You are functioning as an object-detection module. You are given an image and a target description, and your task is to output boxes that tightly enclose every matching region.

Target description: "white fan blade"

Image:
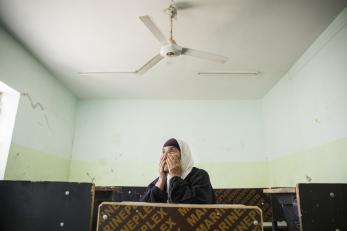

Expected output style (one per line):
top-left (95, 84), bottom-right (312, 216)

top-left (182, 48), bottom-right (228, 63)
top-left (140, 16), bottom-right (168, 45)
top-left (136, 54), bottom-right (164, 75)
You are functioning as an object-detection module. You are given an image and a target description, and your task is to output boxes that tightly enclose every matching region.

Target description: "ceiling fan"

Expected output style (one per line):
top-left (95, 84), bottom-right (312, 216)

top-left (80, 2), bottom-right (228, 76)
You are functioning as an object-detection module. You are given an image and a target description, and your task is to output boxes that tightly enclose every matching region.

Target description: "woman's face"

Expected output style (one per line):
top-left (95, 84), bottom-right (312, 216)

top-left (162, 146), bottom-right (181, 172)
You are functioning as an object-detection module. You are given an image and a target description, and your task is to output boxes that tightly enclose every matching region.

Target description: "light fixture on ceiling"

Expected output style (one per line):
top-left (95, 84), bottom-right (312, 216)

top-left (78, 71), bottom-right (136, 76)
top-left (197, 70), bottom-right (261, 77)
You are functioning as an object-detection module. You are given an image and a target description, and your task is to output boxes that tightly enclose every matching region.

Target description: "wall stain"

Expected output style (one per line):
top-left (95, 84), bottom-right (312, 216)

top-left (15, 152), bottom-right (20, 159)
top-left (314, 118), bottom-right (321, 124)
top-left (86, 172), bottom-right (95, 183)
top-left (110, 168), bottom-right (117, 178)
top-left (240, 140), bottom-right (246, 149)
top-left (114, 152), bottom-right (123, 160)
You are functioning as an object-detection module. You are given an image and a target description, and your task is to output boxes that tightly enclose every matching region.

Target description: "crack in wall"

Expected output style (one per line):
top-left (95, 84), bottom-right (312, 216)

top-left (22, 93), bottom-right (44, 111)
top-left (21, 92), bottom-right (52, 132)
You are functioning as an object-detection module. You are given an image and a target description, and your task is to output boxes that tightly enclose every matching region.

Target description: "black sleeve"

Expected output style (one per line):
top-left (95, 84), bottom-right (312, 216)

top-left (139, 178), bottom-right (168, 203)
top-left (168, 169), bottom-right (216, 204)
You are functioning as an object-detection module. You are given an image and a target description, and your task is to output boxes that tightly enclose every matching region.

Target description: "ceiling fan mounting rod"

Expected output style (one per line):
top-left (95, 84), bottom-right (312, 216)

top-left (170, 15), bottom-right (173, 41)
top-left (164, 1), bottom-right (177, 42)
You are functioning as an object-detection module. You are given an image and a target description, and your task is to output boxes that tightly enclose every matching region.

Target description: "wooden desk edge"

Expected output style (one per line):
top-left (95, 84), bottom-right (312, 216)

top-left (263, 187), bottom-right (296, 194)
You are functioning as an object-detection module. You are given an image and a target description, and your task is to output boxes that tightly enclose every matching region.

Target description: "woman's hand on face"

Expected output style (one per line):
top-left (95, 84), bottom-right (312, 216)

top-left (159, 153), bottom-right (167, 179)
top-left (166, 153), bottom-right (181, 177)
top-left (155, 153), bottom-right (167, 190)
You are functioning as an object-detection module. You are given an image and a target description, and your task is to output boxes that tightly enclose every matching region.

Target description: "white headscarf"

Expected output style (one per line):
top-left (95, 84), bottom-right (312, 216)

top-left (175, 139), bottom-right (194, 179)
top-left (166, 138), bottom-right (194, 194)
top-left (166, 138), bottom-right (194, 193)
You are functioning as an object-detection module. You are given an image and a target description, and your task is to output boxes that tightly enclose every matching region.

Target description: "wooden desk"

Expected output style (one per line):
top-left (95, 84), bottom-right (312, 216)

top-left (97, 202), bottom-right (264, 231)
top-left (263, 187), bottom-right (296, 194)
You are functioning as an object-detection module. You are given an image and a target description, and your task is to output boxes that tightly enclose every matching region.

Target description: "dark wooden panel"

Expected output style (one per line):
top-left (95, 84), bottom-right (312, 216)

top-left (271, 194), bottom-right (299, 231)
top-left (297, 183), bottom-right (347, 231)
top-left (97, 202), bottom-right (263, 231)
top-left (0, 180), bottom-right (94, 231)
top-left (215, 188), bottom-right (273, 222)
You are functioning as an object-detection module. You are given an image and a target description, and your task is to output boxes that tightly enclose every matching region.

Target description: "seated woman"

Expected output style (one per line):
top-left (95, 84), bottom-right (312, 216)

top-left (140, 138), bottom-right (215, 204)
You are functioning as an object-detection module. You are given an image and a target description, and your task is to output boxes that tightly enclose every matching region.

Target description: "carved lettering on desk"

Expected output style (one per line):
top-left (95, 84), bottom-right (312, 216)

top-left (102, 206), bottom-right (152, 231)
top-left (177, 208), bottom-right (259, 231)
top-left (194, 210), bottom-right (225, 231)
top-left (140, 209), bottom-right (178, 231)
top-left (218, 210), bottom-right (258, 231)
top-left (177, 207), bottom-right (190, 216)
top-left (186, 208), bottom-right (208, 226)
top-left (99, 204), bottom-right (262, 231)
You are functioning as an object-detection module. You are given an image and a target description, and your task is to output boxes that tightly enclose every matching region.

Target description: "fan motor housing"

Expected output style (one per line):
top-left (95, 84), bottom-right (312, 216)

top-left (160, 43), bottom-right (182, 57)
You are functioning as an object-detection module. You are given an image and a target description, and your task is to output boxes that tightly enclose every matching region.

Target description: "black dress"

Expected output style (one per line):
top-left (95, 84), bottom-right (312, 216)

top-left (140, 167), bottom-right (216, 204)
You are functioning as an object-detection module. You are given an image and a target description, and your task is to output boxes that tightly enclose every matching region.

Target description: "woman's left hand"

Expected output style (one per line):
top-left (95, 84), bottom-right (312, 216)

top-left (166, 154), bottom-right (181, 177)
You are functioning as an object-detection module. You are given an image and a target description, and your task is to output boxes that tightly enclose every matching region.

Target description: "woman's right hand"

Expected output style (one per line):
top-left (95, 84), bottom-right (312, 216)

top-left (155, 153), bottom-right (167, 190)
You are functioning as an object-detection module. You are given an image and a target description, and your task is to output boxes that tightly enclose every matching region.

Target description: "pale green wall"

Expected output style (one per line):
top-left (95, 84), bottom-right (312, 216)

top-left (69, 160), bottom-right (269, 188)
top-left (269, 138), bottom-right (347, 186)
top-left (0, 25), bottom-right (77, 181)
top-left (262, 7), bottom-right (347, 186)
top-left (2, 7), bottom-right (347, 188)
top-left (69, 100), bottom-right (267, 187)
top-left (5, 144), bottom-right (71, 181)
top-left (71, 8), bottom-right (347, 188)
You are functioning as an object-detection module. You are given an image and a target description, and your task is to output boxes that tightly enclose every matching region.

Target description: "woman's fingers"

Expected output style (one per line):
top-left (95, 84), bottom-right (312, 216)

top-left (160, 156), bottom-right (165, 164)
top-left (160, 159), bottom-right (166, 170)
top-left (168, 153), bottom-right (173, 159)
top-left (167, 156), bottom-right (179, 170)
top-left (160, 153), bottom-right (165, 163)
top-left (166, 157), bottom-right (171, 168)
top-left (159, 152), bottom-right (168, 171)
top-left (166, 155), bottom-right (181, 177)
top-left (168, 155), bottom-right (178, 165)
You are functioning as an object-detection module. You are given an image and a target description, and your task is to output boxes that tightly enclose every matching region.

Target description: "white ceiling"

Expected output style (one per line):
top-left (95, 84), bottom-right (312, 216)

top-left (0, 0), bottom-right (346, 99)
